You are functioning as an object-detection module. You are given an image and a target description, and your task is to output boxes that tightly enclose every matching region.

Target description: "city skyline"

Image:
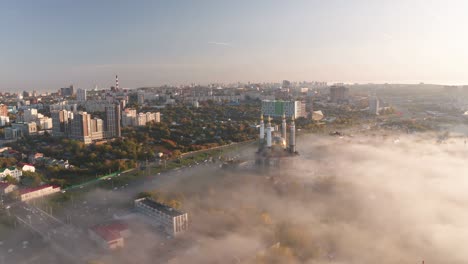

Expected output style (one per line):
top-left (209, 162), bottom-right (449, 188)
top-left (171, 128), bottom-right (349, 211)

top-left (2, 0), bottom-right (468, 91)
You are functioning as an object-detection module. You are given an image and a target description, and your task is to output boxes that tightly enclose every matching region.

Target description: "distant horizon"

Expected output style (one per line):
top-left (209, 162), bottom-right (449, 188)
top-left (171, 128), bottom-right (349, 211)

top-left (2, 79), bottom-right (467, 94)
top-left (2, 1), bottom-right (468, 92)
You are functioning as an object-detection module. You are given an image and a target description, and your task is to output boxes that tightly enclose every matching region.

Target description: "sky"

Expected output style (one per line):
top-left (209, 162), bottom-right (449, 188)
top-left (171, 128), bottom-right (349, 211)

top-left (1, 0), bottom-right (468, 92)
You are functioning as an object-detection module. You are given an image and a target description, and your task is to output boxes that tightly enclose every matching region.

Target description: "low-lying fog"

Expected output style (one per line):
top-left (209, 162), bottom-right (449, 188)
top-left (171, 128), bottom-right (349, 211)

top-left (19, 131), bottom-right (468, 264)
top-left (162, 133), bottom-right (468, 264)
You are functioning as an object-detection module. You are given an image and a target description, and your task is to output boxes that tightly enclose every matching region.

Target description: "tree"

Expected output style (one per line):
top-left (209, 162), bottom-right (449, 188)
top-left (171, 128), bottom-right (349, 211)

top-left (0, 157), bottom-right (18, 167)
top-left (136, 191), bottom-right (152, 199)
top-left (21, 171), bottom-right (44, 187)
top-left (172, 150), bottom-right (182, 158)
top-left (166, 199), bottom-right (182, 209)
top-left (4, 175), bottom-right (18, 185)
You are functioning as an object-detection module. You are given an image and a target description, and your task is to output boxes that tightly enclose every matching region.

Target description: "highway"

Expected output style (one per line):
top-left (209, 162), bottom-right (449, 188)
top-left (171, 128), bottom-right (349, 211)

top-left (0, 146), bottom-right (254, 263)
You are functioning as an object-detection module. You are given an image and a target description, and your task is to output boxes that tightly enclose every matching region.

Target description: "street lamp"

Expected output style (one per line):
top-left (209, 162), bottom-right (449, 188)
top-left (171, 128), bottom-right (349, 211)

top-left (5, 205), bottom-right (10, 216)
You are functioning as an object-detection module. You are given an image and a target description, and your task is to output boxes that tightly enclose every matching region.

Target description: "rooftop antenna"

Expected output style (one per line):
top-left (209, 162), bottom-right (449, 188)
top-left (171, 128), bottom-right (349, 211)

top-left (115, 75), bottom-right (119, 90)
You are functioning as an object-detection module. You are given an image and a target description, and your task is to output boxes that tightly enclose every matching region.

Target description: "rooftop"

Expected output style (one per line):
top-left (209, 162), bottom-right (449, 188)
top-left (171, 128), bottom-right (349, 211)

top-left (0, 166), bottom-right (18, 173)
top-left (19, 185), bottom-right (59, 195)
top-left (18, 162), bottom-right (35, 167)
top-left (0, 182), bottom-right (15, 190)
top-left (136, 198), bottom-right (185, 217)
top-left (90, 225), bottom-right (121, 242)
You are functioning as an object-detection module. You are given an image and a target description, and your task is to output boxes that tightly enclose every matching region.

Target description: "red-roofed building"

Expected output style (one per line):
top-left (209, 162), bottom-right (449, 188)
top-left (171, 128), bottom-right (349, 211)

top-left (28, 153), bottom-right (44, 164)
top-left (2, 149), bottom-right (22, 159)
top-left (88, 221), bottom-right (130, 250)
top-left (19, 185), bottom-right (61, 201)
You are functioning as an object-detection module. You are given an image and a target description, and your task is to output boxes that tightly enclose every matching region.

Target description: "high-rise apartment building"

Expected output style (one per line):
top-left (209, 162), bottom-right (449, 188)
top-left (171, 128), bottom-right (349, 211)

top-left (37, 117), bottom-right (53, 130)
top-left (369, 96), bottom-right (380, 115)
top-left (0, 104), bottom-right (8, 117)
top-left (90, 117), bottom-right (104, 141)
top-left (51, 110), bottom-right (73, 137)
top-left (23, 108), bottom-right (38, 122)
top-left (77, 88), bottom-right (87, 101)
top-left (329, 86), bottom-right (349, 104)
top-left (70, 111), bottom-right (92, 144)
top-left (60, 85), bottom-right (75, 97)
top-left (122, 108), bottom-right (137, 127)
top-left (105, 104), bottom-right (121, 138)
top-left (261, 100), bottom-right (305, 118)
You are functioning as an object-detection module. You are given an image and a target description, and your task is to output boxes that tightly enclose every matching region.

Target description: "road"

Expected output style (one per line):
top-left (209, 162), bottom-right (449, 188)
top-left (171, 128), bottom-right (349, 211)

top-left (1, 143), bottom-right (255, 263)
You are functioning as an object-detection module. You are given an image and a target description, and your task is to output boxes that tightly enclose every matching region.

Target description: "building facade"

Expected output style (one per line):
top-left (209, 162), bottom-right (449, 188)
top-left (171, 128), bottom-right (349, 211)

top-left (51, 110), bottom-right (73, 137)
top-left (60, 85), bottom-right (74, 97)
top-left (0, 104), bottom-right (8, 117)
top-left (77, 88), bottom-right (87, 101)
top-left (90, 117), bottom-right (104, 141)
top-left (37, 117), bottom-right (53, 130)
top-left (0, 167), bottom-right (22, 180)
top-left (261, 100), bottom-right (305, 118)
top-left (369, 96), bottom-right (380, 115)
top-left (0, 116), bottom-right (9, 126)
top-left (23, 108), bottom-right (38, 122)
top-left (105, 104), bottom-right (121, 138)
top-left (3, 127), bottom-right (21, 139)
top-left (122, 108), bottom-right (137, 127)
top-left (11, 122), bottom-right (37, 136)
top-left (70, 111), bottom-right (92, 144)
top-left (134, 198), bottom-right (188, 236)
top-left (329, 86), bottom-right (349, 103)
top-left (88, 222), bottom-right (129, 250)
top-left (19, 185), bottom-right (61, 202)
top-left (122, 109), bottom-right (160, 127)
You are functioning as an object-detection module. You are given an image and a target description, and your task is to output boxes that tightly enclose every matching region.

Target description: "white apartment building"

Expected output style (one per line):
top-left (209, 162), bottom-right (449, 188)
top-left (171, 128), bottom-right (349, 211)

top-left (122, 109), bottom-right (160, 127)
top-left (134, 198), bottom-right (188, 236)
top-left (37, 117), bottom-right (53, 130)
top-left (0, 167), bottom-right (22, 180)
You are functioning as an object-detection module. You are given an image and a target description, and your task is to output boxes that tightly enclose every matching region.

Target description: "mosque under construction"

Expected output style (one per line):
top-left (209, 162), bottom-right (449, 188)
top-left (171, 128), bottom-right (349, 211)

top-left (256, 113), bottom-right (298, 167)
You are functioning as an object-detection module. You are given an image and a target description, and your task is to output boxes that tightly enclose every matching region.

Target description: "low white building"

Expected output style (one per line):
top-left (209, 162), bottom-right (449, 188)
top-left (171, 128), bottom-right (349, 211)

top-left (19, 163), bottom-right (35, 173)
top-left (134, 198), bottom-right (188, 236)
top-left (19, 185), bottom-right (61, 202)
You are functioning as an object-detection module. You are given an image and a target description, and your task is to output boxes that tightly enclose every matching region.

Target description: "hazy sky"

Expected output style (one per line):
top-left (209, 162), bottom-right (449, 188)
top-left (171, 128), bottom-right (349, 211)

top-left (1, 0), bottom-right (468, 92)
